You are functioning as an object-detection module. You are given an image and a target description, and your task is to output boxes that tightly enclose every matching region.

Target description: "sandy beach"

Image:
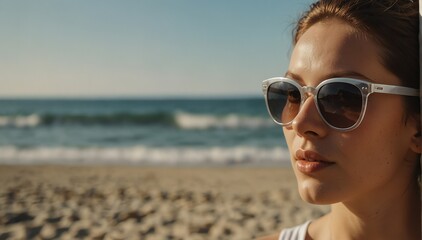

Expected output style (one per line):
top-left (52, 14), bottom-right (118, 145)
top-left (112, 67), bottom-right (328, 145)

top-left (0, 165), bottom-right (329, 239)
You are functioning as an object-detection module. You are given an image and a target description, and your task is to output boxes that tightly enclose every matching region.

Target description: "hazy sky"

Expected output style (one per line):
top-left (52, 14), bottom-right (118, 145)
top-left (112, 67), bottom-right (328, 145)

top-left (1, 0), bottom-right (314, 98)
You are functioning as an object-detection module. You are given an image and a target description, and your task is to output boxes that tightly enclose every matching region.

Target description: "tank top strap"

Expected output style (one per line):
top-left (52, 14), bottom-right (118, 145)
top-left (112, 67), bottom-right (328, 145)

top-left (278, 220), bottom-right (312, 240)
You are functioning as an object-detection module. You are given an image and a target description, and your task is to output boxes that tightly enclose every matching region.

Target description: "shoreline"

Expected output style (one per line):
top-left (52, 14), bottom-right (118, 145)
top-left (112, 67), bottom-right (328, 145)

top-left (0, 165), bottom-right (329, 239)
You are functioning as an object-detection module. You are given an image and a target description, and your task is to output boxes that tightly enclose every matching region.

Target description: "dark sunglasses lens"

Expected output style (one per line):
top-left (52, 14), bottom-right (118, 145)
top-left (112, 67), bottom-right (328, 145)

top-left (317, 82), bottom-right (362, 128)
top-left (267, 82), bottom-right (301, 124)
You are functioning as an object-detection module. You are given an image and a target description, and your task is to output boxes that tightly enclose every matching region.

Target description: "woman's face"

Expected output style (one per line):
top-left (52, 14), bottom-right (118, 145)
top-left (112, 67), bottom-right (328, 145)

top-left (284, 19), bottom-right (420, 205)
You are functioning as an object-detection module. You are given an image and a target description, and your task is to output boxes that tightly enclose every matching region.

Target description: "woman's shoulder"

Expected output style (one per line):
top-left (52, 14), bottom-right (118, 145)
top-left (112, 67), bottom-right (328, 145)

top-left (256, 221), bottom-right (312, 240)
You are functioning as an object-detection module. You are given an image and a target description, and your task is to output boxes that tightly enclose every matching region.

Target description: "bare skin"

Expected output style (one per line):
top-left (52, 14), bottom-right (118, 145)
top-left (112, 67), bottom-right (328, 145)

top-left (258, 18), bottom-right (421, 240)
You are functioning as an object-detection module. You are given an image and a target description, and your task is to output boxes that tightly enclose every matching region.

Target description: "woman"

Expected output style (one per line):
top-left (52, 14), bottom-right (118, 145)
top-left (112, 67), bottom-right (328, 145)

top-left (259, 0), bottom-right (421, 239)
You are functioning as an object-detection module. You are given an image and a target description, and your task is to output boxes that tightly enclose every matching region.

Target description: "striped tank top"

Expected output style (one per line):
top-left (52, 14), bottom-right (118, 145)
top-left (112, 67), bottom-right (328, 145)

top-left (279, 221), bottom-right (311, 240)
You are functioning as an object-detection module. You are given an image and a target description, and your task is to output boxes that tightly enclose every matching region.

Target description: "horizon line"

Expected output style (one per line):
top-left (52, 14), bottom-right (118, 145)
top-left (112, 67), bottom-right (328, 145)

top-left (0, 94), bottom-right (263, 100)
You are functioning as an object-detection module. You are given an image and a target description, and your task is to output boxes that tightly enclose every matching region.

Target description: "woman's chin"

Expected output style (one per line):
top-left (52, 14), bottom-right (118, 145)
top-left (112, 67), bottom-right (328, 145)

top-left (297, 179), bottom-right (338, 205)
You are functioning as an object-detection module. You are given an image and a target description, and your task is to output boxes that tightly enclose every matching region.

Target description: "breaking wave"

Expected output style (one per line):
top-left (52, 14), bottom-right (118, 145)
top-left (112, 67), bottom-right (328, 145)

top-left (0, 112), bottom-right (274, 130)
top-left (0, 145), bottom-right (290, 166)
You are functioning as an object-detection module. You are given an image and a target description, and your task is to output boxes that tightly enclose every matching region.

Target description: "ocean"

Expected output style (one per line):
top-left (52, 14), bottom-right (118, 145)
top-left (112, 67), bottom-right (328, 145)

top-left (0, 98), bottom-right (290, 166)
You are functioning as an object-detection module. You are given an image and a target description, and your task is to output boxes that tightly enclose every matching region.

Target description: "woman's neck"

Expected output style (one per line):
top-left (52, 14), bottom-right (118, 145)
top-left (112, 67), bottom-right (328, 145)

top-left (327, 180), bottom-right (420, 240)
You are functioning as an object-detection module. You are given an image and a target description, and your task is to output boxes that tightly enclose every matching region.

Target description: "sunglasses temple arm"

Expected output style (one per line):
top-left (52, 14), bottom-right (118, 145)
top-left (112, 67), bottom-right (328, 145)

top-left (371, 84), bottom-right (419, 97)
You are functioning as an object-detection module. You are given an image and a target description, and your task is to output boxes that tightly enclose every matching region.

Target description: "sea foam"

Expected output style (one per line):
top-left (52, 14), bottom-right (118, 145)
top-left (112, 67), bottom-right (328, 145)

top-left (0, 114), bottom-right (41, 127)
top-left (174, 112), bottom-right (273, 130)
top-left (0, 112), bottom-right (274, 130)
top-left (0, 145), bottom-right (290, 166)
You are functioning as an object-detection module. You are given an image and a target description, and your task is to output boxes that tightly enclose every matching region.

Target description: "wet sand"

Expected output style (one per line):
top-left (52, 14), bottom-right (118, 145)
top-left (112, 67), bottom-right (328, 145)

top-left (0, 165), bottom-right (329, 239)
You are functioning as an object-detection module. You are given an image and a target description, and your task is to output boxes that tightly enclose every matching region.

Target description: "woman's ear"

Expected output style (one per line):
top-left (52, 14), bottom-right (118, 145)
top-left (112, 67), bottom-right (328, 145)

top-left (409, 116), bottom-right (421, 154)
top-left (410, 131), bottom-right (421, 153)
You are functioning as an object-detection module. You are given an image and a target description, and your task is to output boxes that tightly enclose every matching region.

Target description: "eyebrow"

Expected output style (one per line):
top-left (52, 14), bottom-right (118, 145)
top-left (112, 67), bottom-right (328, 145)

top-left (284, 71), bottom-right (302, 81)
top-left (284, 70), bottom-right (372, 82)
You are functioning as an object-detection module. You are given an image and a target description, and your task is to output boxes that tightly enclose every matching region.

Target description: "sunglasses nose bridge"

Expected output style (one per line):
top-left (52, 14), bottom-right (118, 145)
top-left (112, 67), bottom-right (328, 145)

top-left (301, 86), bottom-right (317, 100)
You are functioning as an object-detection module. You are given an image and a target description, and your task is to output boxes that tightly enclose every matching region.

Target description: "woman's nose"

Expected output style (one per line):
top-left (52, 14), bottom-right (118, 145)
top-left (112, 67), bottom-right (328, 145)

top-left (291, 96), bottom-right (328, 138)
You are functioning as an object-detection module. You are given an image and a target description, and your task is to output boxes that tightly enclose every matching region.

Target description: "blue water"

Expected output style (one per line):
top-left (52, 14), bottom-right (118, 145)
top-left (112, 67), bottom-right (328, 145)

top-left (0, 98), bottom-right (290, 165)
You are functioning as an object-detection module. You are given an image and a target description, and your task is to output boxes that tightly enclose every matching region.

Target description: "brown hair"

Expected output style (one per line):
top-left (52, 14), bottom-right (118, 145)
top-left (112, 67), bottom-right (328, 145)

top-left (293, 0), bottom-right (420, 115)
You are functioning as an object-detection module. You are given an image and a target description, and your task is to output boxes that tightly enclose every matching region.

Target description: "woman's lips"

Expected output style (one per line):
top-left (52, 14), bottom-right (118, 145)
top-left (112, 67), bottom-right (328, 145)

top-left (295, 149), bottom-right (334, 173)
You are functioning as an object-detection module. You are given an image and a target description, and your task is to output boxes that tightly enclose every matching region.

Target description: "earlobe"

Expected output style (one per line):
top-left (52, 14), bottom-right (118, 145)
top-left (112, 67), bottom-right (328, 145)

top-left (407, 112), bottom-right (421, 153)
top-left (410, 131), bottom-right (421, 154)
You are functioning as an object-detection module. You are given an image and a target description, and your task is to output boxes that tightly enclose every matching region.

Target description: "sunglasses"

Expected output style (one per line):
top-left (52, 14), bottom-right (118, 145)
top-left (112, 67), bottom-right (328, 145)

top-left (262, 77), bottom-right (419, 131)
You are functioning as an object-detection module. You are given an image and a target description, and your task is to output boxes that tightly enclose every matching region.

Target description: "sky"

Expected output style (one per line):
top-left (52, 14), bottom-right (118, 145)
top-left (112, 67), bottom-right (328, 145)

top-left (0, 0), bottom-right (314, 98)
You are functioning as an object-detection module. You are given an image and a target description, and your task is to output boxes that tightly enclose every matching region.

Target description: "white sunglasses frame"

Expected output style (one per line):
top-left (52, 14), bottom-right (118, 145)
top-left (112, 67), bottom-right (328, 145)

top-left (262, 77), bottom-right (419, 131)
